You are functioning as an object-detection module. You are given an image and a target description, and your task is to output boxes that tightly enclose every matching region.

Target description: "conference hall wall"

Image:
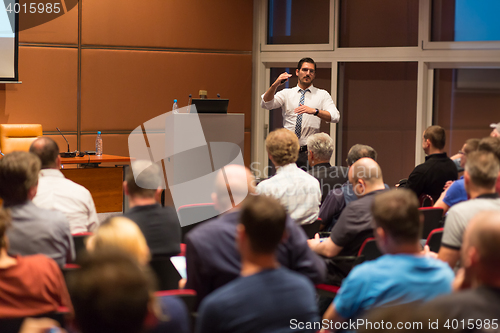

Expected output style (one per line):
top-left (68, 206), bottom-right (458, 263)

top-left (0, 0), bottom-right (253, 167)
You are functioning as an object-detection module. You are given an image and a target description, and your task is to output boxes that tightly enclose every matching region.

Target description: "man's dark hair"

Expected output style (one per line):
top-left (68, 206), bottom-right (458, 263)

top-left (478, 137), bottom-right (500, 162)
top-left (465, 151), bottom-right (500, 189)
top-left (297, 57), bottom-right (316, 71)
top-left (424, 126), bottom-right (446, 150)
top-left (372, 189), bottom-right (422, 244)
top-left (239, 195), bottom-right (286, 254)
top-left (464, 138), bottom-right (480, 155)
top-left (346, 144), bottom-right (377, 166)
top-left (126, 161), bottom-right (163, 198)
top-left (67, 250), bottom-right (151, 333)
top-left (0, 151), bottom-right (40, 206)
top-left (29, 137), bottom-right (60, 169)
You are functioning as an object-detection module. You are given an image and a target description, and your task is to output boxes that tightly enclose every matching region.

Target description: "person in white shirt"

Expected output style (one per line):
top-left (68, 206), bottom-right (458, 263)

top-left (30, 137), bottom-right (98, 234)
top-left (257, 128), bottom-right (321, 225)
top-left (261, 57), bottom-right (340, 169)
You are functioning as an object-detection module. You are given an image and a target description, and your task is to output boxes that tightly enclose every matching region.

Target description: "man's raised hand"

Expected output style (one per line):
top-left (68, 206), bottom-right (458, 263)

top-left (274, 72), bottom-right (292, 87)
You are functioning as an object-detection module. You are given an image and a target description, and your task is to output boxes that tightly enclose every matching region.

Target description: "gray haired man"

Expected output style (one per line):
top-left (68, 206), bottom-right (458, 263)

top-left (490, 122), bottom-right (500, 138)
top-left (307, 133), bottom-right (348, 203)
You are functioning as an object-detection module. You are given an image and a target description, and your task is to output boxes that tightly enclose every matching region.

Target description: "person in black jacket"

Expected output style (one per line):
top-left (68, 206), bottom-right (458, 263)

top-left (123, 161), bottom-right (181, 258)
top-left (401, 125), bottom-right (458, 203)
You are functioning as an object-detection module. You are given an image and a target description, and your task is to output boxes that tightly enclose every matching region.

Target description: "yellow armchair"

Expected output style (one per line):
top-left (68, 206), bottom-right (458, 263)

top-left (0, 124), bottom-right (43, 155)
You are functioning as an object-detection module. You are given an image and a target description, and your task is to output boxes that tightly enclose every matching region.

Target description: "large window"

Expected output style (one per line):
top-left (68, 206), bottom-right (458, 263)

top-left (338, 62), bottom-right (418, 187)
top-left (432, 0), bottom-right (500, 42)
top-left (267, 0), bottom-right (330, 45)
top-left (433, 68), bottom-right (500, 156)
top-left (339, 0), bottom-right (418, 47)
top-left (253, 0), bottom-right (500, 179)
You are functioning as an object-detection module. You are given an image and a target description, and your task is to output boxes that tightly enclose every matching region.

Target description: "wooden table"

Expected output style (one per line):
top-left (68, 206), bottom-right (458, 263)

top-left (61, 154), bottom-right (131, 213)
top-left (60, 154), bottom-right (131, 165)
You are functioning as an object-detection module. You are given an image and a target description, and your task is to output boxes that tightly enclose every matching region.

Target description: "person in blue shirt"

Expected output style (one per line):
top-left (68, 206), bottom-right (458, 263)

top-left (323, 189), bottom-right (454, 326)
top-left (434, 138), bottom-right (479, 215)
top-left (196, 194), bottom-right (319, 333)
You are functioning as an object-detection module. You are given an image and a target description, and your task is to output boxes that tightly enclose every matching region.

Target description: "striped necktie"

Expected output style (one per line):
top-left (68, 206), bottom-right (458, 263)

top-left (295, 89), bottom-right (309, 139)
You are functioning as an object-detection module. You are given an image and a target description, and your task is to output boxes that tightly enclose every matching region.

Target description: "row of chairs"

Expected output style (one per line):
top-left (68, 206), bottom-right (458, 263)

top-left (300, 207), bottom-right (444, 241)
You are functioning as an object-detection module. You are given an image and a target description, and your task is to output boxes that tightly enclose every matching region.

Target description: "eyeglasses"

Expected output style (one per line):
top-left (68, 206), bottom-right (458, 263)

top-left (300, 68), bottom-right (315, 74)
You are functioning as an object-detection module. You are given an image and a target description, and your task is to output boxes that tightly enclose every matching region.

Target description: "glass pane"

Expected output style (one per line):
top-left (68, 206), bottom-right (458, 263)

top-left (267, 0), bottom-right (330, 45)
top-left (339, 62), bottom-right (418, 187)
top-left (339, 0), bottom-right (418, 47)
top-left (267, 66), bottom-right (332, 176)
top-left (433, 68), bottom-right (500, 157)
top-left (432, 0), bottom-right (500, 42)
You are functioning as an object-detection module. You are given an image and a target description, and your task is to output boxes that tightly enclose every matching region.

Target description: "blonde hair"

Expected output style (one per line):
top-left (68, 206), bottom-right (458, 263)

top-left (87, 217), bottom-right (150, 265)
top-left (266, 128), bottom-right (299, 166)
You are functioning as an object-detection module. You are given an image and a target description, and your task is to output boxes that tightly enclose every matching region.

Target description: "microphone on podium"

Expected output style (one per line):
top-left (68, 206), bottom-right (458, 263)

top-left (56, 127), bottom-right (77, 158)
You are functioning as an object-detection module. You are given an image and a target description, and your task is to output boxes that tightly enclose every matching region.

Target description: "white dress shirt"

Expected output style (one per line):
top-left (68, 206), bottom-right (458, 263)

top-left (256, 163), bottom-right (321, 225)
top-left (33, 169), bottom-right (99, 234)
top-left (261, 85), bottom-right (340, 146)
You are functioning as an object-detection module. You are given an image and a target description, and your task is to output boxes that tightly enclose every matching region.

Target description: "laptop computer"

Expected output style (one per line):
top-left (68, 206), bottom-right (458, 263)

top-left (190, 98), bottom-right (229, 114)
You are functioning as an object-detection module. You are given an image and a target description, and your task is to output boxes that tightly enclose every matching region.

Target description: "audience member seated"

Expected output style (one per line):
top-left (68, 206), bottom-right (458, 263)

top-left (434, 138), bottom-right (480, 214)
top-left (196, 195), bottom-right (319, 333)
top-left (257, 128), bottom-right (321, 225)
top-left (123, 161), bottom-right (181, 258)
top-left (323, 189), bottom-right (453, 324)
top-left (400, 125), bottom-right (458, 203)
top-left (319, 144), bottom-right (382, 230)
top-left (30, 137), bottom-right (99, 234)
top-left (0, 151), bottom-right (74, 267)
top-left (449, 139), bottom-right (480, 173)
top-left (477, 136), bottom-right (500, 194)
top-left (86, 216), bottom-right (150, 266)
top-left (490, 121), bottom-right (500, 138)
top-left (308, 158), bottom-right (387, 286)
top-left (426, 210), bottom-right (500, 329)
top-left (438, 151), bottom-right (500, 268)
top-left (0, 208), bottom-right (72, 319)
top-left (68, 250), bottom-right (188, 333)
top-left (185, 164), bottom-right (326, 307)
top-left (306, 133), bottom-right (348, 203)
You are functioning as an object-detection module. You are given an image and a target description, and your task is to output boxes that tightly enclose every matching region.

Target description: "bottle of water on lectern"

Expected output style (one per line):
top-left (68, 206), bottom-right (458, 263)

top-left (95, 131), bottom-right (103, 156)
top-left (172, 99), bottom-right (178, 114)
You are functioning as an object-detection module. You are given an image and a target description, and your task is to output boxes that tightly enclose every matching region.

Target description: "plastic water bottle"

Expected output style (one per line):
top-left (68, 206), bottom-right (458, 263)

top-left (95, 131), bottom-right (103, 156)
top-left (173, 99), bottom-right (178, 114)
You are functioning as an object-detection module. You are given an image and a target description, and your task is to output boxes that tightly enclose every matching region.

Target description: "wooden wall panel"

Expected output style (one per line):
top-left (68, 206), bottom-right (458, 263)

top-left (44, 134), bottom-right (77, 154)
top-left (82, 0), bottom-right (253, 51)
top-left (2, 2), bottom-right (253, 175)
top-left (19, 7), bottom-right (78, 45)
top-left (80, 50), bottom-right (252, 131)
top-left (0, 47), bottom-right (77, 131)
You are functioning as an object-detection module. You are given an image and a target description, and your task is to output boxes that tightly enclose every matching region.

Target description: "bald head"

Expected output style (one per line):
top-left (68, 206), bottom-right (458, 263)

top-left (349, 158), bottom-right (384, 197)
top-left (464, 211), bottom-right (500, 279)
top-left (213, 165), bottom-right (255, 212)
top-left (29, 137), bottom-right (60, 169)
top-left (350, 158), bottom-right (383, 184)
